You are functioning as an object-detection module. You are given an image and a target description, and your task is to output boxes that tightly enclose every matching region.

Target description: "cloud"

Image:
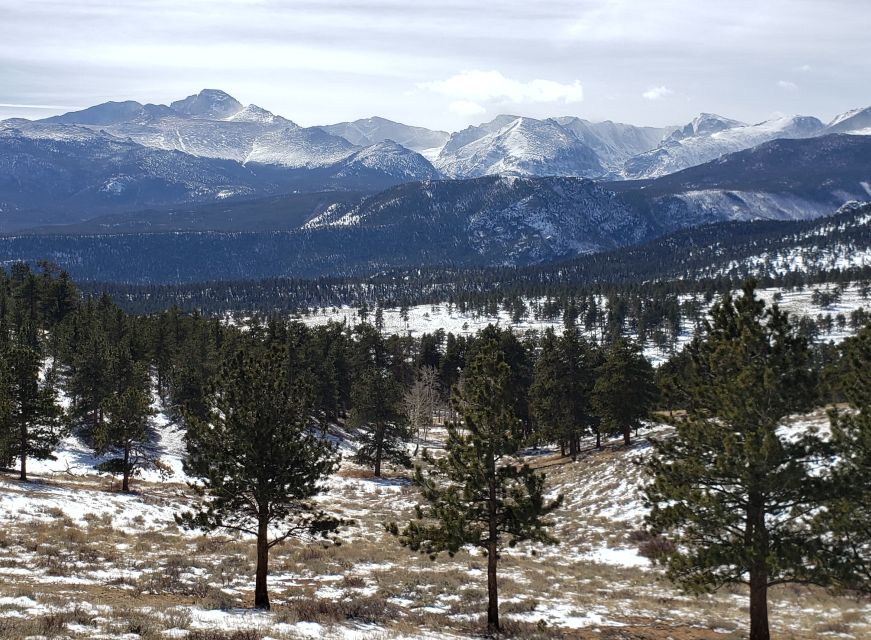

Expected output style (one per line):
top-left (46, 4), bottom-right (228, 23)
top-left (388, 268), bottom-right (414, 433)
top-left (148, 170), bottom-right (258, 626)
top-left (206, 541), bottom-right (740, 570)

top-left (419, 70), bottom-right (584, 104)
top-left (796, 64), bottom-right (812, 73)
top-left (642, 86), bottom-right (673, 101)
top-left (777, 80), bottom-right (798, 91)
top-left (0, 102), bottom-right (77, 110)
top-left (448, 100), bottom-right (486, 116)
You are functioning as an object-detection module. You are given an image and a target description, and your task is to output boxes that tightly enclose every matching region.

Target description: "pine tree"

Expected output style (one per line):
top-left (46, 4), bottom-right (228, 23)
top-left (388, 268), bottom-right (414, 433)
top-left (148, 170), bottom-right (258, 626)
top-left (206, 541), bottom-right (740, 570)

top-left (67, 308), bottom-right (114, 433)
top-left (816, 324), bottom-right (871, 590)
top-left (3, 322), bottom-right (63, 481)
top-left (645, 281), bottom-right (825, 640)
top-left (0, 345), bottom-right (13, 469)
top-left (178, 344), bottom-right (341, 610)
top-left (95, 361), bottom-right (155, 493)
top-left (390, 339), bottom-right (562, 633)
top-left (169, 318), bottom-right (218, 423)
top-left (350, 324), bottom-right (411, 476)
top-left (592, 336), bottom-right (656, 446)
top-left (350, 367), bottom-right (410, 476)
top-left (530, 327), bottom-right (598, 457)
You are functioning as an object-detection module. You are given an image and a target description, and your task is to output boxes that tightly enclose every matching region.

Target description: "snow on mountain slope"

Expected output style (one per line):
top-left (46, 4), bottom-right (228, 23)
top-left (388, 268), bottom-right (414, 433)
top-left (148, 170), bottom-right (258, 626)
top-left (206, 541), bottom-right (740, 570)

top-left (624, 134), bottom-right (871, 231)
top-left (0, 121), bottom-right (280, 226)
top-left (667, 112), bottom-right (745, 140)
top-left (169, 88), bottom-right (244, 119)
top-left (656, 189), bottom-right (846, 225)
top-left (826, 106), bottom-right (871, 134)
top-left (320, 116), bottom-right (449, 153)
top-left (35, 90), bottom-right (359, 169)
top-left (42, 100), bottom-right (175, 126)
top-left (227, 103), bottom-right (284, 124)
top-left (329, 140), bottom-right (441, 180)
top-left (623, 114), bottom-right (825, 179)
top-left (242, 124), bottom-right (357, 168)
top-left (551, 117), bottom-right (675, 172)
top-left (435, 116), bottom-right (603, 178)
top-left (307, 175), bottom-right (648, 263)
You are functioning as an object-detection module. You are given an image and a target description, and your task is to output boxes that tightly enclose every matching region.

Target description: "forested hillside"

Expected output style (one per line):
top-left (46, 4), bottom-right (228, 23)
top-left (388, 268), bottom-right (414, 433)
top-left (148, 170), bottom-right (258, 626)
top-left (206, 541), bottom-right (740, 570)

top-left (1, 264), bottom-right (871, 639)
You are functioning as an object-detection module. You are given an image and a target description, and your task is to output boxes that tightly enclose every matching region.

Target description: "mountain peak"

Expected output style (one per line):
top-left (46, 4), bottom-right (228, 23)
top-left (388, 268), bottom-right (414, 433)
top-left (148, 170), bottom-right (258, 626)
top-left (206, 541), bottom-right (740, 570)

top-left (665, 113), bottom-right (744, 142)
top-left (826, 106), bottom-right (871, 134)
top-left (227, 104), bottom-right (284, 124)
top-left (170, 89), bottom-right (243, 119)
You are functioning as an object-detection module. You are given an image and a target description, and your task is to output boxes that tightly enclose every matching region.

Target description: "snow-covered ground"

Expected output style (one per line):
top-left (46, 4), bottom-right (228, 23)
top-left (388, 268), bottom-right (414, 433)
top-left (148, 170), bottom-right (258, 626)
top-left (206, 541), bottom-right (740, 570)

top-left (297, 281), bottom-right (870, 366)
top-left (1, 410), bottom-right (868, 639)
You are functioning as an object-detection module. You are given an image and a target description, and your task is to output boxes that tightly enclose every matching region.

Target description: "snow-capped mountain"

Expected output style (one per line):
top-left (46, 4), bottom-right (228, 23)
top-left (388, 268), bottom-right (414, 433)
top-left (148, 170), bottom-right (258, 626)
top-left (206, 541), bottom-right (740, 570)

top-left (0, 120), bottom-right (285, 229)
top-left (306, 175), bottom-right (650, 263)
top-left (616, 133), bottom-right (871, 229)
top-left (622, 114), bottom-right (825, 179)
top-left (18, 91), bottom-right (871, 185)
top-left (243, 125), bottom-right (358, 168)
top-left (329, 141), bottom-right (442, 181)
top-left (826, 106), bottom-right (871, 135)
top-left (38, 89), bottom-right (357, 168)
top-left (319, 117), bottom-right (449, 155)
top-left (169, 89), bottom-right (244, 119)
top-left (0, 116), bottom-right (440, 230)
top-left (550, 117), bottom-right (675, 173)
top-left (666, 113), bottom-right (745, 140)
top-left (3, 134), bottom-right (868, 280)
top-left (2, 89), bottom-right (870, 236)
top-left (434, 116), bottom-right (604, 178)
top-left (42, 100), bottom-right (175, 126)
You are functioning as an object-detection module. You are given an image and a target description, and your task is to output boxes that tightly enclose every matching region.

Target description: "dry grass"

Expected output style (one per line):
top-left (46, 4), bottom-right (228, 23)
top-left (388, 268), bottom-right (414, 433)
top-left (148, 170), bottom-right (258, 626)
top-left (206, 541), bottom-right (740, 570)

top-left (1, 427), bottom-right (869, 639)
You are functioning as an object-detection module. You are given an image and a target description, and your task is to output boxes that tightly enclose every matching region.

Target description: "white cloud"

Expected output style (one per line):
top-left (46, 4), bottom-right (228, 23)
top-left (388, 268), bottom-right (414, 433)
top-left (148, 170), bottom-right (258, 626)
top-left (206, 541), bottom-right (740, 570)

top-left (777, 80), bottom-right (798, 91)
top-left (642, 86), bottom-right (673, 101)
top-left (0, 102), bottom-right (77, 110)
top-left (419, 70), bottom-right (584, 104)
top-left (796, 64), bottom-right (812, 73)
top-left (448, 100), bottom-right (486, 116)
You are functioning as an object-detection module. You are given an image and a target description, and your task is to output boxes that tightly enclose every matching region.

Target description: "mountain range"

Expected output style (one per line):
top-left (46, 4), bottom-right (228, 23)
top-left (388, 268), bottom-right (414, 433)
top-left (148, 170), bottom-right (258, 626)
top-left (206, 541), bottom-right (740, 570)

top-left (3, 132), bottom-right (868, 283)
top-left (0, 88), bottom-right (869, 282)
top-left (1, 89), bottom-right (869, 228)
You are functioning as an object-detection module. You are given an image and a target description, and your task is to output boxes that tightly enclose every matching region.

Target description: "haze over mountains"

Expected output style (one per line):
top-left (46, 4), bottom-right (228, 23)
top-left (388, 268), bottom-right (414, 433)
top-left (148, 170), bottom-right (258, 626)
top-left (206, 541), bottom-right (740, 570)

top-left (0, 88), bottom-right (869, 282)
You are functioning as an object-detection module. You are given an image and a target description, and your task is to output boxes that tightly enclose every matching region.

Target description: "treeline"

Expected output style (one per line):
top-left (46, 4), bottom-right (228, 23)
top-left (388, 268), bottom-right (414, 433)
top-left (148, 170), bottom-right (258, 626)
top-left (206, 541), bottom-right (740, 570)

top-left (78, 203), bottom-right (871, 318)
top-left (2, 264), bottom-right (871, 639)
top-left (0, 263), bottom-right (663, 483)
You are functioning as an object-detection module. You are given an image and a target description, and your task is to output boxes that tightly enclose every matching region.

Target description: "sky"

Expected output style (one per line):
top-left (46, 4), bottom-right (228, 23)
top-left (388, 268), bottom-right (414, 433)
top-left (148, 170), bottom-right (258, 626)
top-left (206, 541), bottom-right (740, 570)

top-left (1, 0), bottom-right (869, 131)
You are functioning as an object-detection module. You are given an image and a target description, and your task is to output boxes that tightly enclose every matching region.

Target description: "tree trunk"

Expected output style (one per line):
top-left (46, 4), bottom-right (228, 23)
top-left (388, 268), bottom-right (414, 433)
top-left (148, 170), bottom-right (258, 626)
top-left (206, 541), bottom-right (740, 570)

top-left (254, 517), bottom-right (270, 610)
top-left (749, 567), bottom-right (769, 640)
top-left (748, 495), bottom-right (770, 640)
top-left (595, 428), bottom-right (601, 449)
top-left (486, 451), bottom-right (499, 634)
top-left (623, 425), bottom-right (631, 446)
top-left (122, 443), bottom-right (131, 493)
top-left (374, 422), bottom-right (384, 477)
top-left (569, 433), bottom-right (578, 461)
top-left (487, 538), bottom-right (499, 633)
top-left (19, 422), bottom-right (27, 482)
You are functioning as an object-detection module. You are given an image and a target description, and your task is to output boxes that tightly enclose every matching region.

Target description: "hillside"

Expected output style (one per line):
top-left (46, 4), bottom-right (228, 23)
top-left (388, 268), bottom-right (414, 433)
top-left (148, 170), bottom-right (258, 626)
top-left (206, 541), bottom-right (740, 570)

top-left (2, 407), bottom-right (866, 639)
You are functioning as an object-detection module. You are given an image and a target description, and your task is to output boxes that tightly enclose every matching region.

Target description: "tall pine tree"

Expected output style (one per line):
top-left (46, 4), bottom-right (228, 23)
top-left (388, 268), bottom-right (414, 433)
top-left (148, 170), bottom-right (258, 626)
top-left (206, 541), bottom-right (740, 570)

top-left (390, 339), bottom-right (562, 633)
top-left (178, 344), bottom-right (341, 610)
top-left (530, 327), bottom-right (598, 457)
top-left (3, 322), bottom-right (63, 481)
top-left (95, 358), bottom-right (155, 493)
top-left (816, 324), bottom-right (871, 591)
top-left (350, 324), bottom-right (410, 476)
top-left (592, 336), bottom-right (656, 446)
top-left (645, 281), bottom-right (826, 640)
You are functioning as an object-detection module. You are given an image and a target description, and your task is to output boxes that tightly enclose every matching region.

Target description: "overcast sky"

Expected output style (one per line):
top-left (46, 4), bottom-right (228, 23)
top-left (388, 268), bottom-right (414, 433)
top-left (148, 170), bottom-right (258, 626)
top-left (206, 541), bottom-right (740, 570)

top-left (1, 0), bottom-right (869, 130)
